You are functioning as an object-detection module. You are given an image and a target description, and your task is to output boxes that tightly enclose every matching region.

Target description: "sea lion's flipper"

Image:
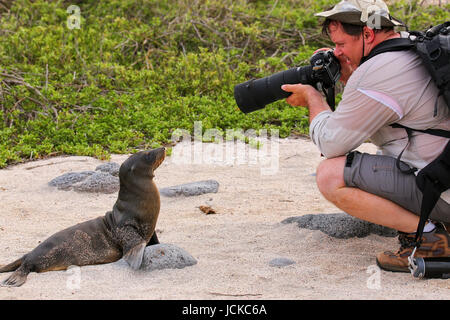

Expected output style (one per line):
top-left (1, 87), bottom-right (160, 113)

top-left (0, 256), bottom-right (24, 273)
top-left (123, 241), bottom-right (146, 270)
top-left (0, 270), bottom-right (28, 287)
top-left (147, 232), bottom-right (159, 246)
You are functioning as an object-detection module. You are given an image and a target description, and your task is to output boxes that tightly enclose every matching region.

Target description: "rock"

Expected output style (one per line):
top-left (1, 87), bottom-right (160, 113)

top-left (160, 180), bottom-right (219, 197)
top-left (72, 171), bottom-right (119, 194)
top-left (49, 163), bottom-right (121, 194)
top-left (282, 213), bottom-right (397, 239)
top-left (269, 258), bottom-right (296, 267)
top-left (95, 162), bottom-right (120, 177)
top-left (48, 171), bottom-right (95, 190)
top-left (139, 244), bottom-right (197, 271)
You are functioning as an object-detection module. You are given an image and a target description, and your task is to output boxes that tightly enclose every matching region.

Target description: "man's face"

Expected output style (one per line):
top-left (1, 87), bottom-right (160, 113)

top-left (328, 21), bottom-right (363, 72)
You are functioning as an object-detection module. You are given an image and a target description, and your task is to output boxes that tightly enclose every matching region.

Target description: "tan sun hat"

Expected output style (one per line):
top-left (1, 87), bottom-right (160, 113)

top-left (315, 0), bottom-right (405, 27)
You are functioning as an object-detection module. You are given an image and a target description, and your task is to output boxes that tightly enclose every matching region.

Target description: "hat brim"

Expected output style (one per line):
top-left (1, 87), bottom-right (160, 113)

top-left (315, 10), bottom-right (404, 27)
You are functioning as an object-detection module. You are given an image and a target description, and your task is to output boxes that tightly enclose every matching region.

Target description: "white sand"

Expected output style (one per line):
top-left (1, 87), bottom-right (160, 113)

top-left (0, 137), bottom-right (449, 300)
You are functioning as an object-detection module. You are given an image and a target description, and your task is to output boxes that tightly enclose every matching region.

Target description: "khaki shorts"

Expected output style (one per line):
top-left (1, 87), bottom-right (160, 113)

top-left (343, 151), bottom-right (450, 223)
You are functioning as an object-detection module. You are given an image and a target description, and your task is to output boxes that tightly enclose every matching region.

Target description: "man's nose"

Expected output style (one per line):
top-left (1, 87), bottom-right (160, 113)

top-left (333, 47), bottom-right (342, 57)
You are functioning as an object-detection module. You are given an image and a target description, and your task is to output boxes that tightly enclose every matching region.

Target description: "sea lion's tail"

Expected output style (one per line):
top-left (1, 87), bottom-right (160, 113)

top-left (0, 256), bottom-right (24, 273)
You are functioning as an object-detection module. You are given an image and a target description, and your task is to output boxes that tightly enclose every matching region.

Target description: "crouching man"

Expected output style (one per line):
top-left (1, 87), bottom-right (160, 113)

top-left (282, 0), bottom-right (450, 272)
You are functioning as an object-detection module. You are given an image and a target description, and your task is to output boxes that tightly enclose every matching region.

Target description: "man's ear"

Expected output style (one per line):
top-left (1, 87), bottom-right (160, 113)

top-left (362, 26), bottom-right (376, 42)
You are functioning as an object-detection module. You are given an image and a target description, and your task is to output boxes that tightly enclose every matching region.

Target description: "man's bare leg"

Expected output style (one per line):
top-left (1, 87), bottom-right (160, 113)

top-left (315, 156), bottom-right (419, 233)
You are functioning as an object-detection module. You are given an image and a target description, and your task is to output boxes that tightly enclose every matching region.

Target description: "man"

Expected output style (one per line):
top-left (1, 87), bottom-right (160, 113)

top-left (281, 0), bottom-right (450, 272)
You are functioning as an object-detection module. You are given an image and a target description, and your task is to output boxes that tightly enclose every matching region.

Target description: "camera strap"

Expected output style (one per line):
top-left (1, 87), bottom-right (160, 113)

top-left (323, 86), bottom-right (336, 110)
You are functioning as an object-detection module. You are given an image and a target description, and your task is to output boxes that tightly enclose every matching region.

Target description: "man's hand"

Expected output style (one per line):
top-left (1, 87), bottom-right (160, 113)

top-left (281, 83), bottom-right (331, 123)
top-left (281, 83), bottom-right (317, 107)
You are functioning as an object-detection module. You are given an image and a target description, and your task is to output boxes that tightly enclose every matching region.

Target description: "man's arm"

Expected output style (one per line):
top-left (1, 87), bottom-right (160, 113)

top-left (281, 83), bottom-right (330, 123)
top-left (281, 83), bottom-right (400, 158)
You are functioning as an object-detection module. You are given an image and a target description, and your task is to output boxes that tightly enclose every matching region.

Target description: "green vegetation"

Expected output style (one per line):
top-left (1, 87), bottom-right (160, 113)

top-left (0, 0), bottom-right (448, 167)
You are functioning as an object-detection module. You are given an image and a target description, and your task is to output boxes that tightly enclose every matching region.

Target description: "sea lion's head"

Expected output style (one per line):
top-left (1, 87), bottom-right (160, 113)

top-left (114, 147), bottom-right (165, 222)
top-left (118, 147), bottom-right (166, 191)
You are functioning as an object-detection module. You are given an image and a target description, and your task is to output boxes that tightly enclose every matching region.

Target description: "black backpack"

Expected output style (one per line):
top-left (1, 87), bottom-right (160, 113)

top-left (360, 21), bottom-right (450, 249)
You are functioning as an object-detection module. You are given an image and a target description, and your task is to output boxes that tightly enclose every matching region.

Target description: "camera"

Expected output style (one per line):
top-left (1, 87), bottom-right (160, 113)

top-left (234, 50), bottom-right (341, 113)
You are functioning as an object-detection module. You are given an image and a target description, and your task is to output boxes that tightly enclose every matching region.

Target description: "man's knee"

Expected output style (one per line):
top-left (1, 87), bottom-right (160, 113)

top-left (316, 156), bottom-right (346, 201)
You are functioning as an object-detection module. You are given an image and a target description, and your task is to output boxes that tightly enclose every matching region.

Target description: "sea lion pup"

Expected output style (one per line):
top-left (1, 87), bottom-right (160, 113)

top-left (0, 147), bottom-right (165, 287)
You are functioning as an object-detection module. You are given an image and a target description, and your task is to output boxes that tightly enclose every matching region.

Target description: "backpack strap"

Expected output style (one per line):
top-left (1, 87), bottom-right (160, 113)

top-left (359, 37), bottom-right (414, 66)
top-left (413, 140), bottom-right (450, 248)
top-left (391, 123), bottom-right (450, 138)
top-left (388, 123), bottom-right (450, 175)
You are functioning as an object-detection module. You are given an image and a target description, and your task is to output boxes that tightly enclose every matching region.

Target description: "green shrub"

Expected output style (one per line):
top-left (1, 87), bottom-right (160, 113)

top-left (0, 0), bottom-right (448, 167)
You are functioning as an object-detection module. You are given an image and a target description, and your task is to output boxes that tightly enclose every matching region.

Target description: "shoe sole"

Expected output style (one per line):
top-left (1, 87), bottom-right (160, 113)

top-left (376, 258), bottom-right (410, 273)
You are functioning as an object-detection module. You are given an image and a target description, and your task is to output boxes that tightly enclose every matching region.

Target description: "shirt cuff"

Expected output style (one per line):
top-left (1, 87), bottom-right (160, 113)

top-left (309, 110), bottom-right (333, 142)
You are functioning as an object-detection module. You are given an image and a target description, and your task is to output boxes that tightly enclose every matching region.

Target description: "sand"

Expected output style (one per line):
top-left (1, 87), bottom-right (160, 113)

top-left (0, 137), bottom-right (449, 300)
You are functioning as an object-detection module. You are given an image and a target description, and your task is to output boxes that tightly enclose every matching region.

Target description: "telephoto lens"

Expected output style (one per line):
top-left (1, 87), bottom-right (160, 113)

top-left (233, 49), bottom-right (340, 114)
top-left (233, 65), bottom-right (313, 114)
top-left (410, 257), bottom-right (450, 279)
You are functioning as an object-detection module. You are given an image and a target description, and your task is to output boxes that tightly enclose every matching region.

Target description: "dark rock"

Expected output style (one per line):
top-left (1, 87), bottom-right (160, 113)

top-left (48, 171), bottom-right (95, 190)
top-left (160, 180), bottom-right (219, 197)
top-left (72, 171), bottom-right (119, 194)
top-left (95, 162), bottom-right (120, 177)
top-left (282, 213), bottom-right (398, 239)
top-left (49, 168), bottom-right (119, 194)
top-left (269, 258), bottom-right (296, 267)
